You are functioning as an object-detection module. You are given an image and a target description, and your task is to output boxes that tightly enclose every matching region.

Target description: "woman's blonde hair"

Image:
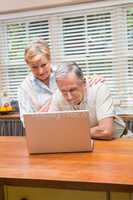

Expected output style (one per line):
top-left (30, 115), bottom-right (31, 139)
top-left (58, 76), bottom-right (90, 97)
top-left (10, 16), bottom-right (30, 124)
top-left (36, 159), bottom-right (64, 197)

top-left (24, 38), bottom-right (51, 64)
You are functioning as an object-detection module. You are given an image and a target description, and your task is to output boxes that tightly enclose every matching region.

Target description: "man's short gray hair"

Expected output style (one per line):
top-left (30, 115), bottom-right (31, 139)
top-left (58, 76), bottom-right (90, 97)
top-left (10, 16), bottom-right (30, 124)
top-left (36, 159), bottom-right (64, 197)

top-left (55, 62), bottom-right (84, 81)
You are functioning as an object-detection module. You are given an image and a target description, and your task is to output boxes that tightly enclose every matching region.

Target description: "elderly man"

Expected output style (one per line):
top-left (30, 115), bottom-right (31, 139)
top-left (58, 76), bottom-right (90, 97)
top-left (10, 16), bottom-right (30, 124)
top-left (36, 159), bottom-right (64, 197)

top-left (49, 62), bottom-right (127, 140)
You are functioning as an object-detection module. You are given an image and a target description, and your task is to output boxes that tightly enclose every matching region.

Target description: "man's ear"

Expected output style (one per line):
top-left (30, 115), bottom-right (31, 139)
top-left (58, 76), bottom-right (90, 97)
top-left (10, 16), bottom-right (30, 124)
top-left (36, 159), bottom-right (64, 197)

top-left (83, 78), bottom-right (86, 85)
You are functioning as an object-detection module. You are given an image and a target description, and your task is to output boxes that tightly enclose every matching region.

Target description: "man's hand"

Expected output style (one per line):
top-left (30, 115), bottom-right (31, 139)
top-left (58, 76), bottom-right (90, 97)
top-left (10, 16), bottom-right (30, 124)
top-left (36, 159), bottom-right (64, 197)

top-left (90, 117), bottom-right (113, 140)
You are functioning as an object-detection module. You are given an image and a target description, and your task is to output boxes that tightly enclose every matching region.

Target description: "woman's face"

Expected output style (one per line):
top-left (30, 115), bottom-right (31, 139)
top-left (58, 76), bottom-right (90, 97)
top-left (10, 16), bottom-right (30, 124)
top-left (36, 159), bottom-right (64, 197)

top-left (28, 54), bottom-right (51, 82)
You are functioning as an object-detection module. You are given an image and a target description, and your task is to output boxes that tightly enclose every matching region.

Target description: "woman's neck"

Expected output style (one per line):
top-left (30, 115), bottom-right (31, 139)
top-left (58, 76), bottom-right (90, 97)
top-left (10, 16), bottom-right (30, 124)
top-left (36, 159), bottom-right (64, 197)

top-left (43, 78), bottom-right (50, 86)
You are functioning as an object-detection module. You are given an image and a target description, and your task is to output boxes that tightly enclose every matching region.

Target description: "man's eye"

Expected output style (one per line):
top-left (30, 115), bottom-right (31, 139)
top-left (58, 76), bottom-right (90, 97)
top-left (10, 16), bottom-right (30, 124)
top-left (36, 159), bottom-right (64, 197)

top-left (70, 88), bottom-right (76, 93)
top-left (62, 91), bottom-right (67, 95)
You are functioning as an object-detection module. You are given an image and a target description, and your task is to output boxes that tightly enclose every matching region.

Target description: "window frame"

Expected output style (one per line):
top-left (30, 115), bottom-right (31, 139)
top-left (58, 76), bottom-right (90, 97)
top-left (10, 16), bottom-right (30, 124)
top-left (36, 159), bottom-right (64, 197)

top-left (0, 1), bottom-right (132, 114)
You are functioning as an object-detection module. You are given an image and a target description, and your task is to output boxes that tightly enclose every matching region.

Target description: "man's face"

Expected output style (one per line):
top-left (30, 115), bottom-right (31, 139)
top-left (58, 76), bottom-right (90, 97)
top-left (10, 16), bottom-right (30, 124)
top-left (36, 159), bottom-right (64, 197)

top-left (28, 55), bottom-right (51, 82)
top-left (57, 72), bottom-right (85, 105)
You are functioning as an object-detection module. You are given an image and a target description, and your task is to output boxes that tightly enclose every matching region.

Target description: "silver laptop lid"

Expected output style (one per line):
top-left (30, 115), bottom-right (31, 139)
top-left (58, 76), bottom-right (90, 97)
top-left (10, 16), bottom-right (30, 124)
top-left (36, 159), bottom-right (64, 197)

top-left (24, 110), bottom-right (93, 154)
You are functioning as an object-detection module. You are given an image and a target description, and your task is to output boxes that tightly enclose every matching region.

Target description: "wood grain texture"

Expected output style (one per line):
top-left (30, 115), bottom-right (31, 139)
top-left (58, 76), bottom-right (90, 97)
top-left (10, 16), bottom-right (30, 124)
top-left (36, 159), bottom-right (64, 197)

top-left (0, 113), bottom-right (20, 119)
top-left (0, 137), bottom-right (133, 192)
top-left (0, 113), bottom-right (132, 121)
top-left (118, 115), bottom-right (133, 121)
top-left (0, 184), bottom-right (4, 200)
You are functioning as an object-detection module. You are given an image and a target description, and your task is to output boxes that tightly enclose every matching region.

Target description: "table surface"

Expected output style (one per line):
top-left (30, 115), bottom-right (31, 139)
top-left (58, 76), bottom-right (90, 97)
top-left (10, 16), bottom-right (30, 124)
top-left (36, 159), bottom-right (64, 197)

top-left (0, 136), bottom-right (133, 191)
top-left (0, 113), bottom-right (20, 119)
top-left (118, 114), bottom-right (133, 120)
top-left (0, 113), bottom-right (132, 120)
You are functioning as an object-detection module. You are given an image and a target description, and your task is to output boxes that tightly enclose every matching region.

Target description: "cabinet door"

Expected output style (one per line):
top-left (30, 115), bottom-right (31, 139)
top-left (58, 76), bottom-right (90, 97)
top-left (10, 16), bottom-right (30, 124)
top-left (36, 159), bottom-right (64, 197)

top-left (5, 186), bottom-right (106, 200)
top-left (110, 192), bottom-right (131, 200)
top-left (0, 119), bottom-right (24, 136)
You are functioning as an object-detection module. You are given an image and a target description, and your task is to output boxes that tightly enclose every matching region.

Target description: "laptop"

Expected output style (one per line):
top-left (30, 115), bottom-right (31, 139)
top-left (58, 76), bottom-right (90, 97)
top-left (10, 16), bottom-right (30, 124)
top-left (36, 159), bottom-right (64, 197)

top-left (24, 110), bottom-right (94, 154)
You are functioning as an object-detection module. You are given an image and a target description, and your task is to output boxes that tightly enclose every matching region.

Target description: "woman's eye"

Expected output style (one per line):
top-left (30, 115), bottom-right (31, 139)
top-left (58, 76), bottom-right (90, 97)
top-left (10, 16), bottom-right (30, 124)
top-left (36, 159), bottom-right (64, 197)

top-left (41, 64), bottom-right (47, 67)
top-left (32, 66), bottom-right (38, 69)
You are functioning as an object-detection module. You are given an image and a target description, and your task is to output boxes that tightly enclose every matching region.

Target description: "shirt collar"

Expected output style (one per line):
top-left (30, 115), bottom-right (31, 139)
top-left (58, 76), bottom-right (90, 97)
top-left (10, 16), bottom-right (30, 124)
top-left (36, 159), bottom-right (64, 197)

top-left (30, 69), bottom-right (56, 93)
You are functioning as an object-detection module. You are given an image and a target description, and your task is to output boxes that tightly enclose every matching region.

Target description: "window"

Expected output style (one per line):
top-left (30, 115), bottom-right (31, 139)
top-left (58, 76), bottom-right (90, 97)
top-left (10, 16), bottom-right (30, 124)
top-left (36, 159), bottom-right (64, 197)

top-left (127, 7), bottom-right (133, 111)
top-left (58, 7), bottom-right (133, 113)
top-left (0, 2), bottom-right (133, 114)
top-left (60, 11), bottom-right (114, 91)
top-left (0, 17), bottom-right (51, 98)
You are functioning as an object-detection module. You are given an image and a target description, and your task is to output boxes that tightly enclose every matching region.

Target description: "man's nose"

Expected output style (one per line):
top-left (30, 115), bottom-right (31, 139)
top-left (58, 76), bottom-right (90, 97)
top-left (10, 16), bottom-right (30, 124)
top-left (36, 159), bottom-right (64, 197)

top-left (67, 92), bottom-right (72, 100)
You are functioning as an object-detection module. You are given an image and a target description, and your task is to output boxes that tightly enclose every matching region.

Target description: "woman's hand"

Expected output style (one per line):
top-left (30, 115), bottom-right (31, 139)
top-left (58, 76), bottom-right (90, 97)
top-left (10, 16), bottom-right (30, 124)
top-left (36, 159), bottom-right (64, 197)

top-left (86, 75), bottom-right (105, 86)
top-left (39, 99), bottom-right (52, 112)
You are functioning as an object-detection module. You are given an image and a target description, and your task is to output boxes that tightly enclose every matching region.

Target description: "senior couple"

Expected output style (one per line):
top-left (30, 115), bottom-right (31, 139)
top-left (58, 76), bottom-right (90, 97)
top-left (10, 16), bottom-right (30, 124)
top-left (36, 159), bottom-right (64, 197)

top-left (18, 39), bottom-right (129, 140)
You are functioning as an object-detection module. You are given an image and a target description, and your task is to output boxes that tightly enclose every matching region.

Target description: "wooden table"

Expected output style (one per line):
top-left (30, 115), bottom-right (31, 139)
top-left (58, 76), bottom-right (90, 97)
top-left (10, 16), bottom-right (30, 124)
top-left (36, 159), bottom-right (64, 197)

top-left (0, 113), bottom-right (132, 120)
top-left (0, 137), bottom-right (133, 200)
top-left (118, 114), bottom-right (133, 121)
top-left (0, 113), bottom-right (20, 119)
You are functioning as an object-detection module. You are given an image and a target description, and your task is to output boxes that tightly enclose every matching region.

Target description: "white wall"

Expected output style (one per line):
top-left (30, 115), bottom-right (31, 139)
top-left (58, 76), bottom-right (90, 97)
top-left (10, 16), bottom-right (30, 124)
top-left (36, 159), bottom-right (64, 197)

top-left (0, 0), bottom-right (96, 13)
